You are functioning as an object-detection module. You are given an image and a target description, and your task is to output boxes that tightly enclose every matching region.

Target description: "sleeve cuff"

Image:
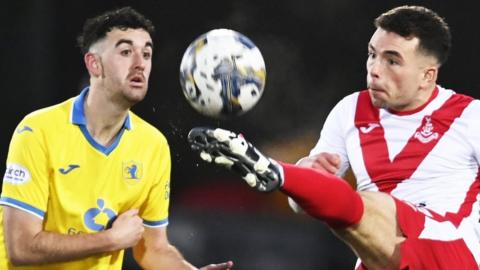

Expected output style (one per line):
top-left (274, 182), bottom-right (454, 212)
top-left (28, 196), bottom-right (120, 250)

top-left (0, 197), bottom-right (45, 219)
top-left (143, 217), bottom-right (169, 228)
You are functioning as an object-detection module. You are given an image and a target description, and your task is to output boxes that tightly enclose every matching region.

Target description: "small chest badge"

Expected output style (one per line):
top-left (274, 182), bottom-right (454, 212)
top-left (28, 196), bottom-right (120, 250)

top-left (414, 116), bottom-right (439, 143)
top-left (123, 161), bottom-right (143, 182)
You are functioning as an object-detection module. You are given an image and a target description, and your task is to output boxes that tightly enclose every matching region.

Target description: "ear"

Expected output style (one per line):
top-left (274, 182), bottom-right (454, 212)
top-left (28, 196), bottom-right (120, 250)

top-left (421, 66), bottom-right (437, 88)
top-left (84, 52), bottom-right (102, 77)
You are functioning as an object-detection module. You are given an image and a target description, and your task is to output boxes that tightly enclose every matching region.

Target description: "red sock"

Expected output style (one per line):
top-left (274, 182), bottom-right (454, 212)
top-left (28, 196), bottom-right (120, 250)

top-left (279, 163), bottom-right (364, 228)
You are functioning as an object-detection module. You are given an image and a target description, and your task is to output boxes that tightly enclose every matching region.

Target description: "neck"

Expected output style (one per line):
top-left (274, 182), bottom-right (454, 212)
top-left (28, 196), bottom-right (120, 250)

top-left (415, 84), bottom-right (437, 106)
top-left (388, 84), bottom-right (438, 115)
top-left (84, 86), bottom-right (129, 147)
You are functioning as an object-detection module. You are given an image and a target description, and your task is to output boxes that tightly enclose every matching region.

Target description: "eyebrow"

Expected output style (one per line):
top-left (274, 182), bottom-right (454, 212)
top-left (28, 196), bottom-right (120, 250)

top-left (368, 43), bottom-right (402, 59)
top-left (115, 39), bottom-right (154, 49)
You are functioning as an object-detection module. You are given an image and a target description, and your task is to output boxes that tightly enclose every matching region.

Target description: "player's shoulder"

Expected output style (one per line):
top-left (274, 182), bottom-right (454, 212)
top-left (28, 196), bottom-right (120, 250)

top-left (461, 98), bottom-right (480, 117)
top-left (128, 111), bottom-right (168, 145)
top-left (328, 90), bottom-right (361, 115)
top-left (439, 86), bottom-right (479, 108)
top-left (334, 90), bottom-right (362, 107)
top-left (438, 85), bottom-right (477, 101)
top-left (438, 86), bottom-right (480, 121)
top-left (19, 98), bottom-right (73, 129)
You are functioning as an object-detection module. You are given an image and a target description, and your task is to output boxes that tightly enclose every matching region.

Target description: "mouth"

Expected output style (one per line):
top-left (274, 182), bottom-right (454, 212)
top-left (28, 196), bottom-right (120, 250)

top-left (129, 74), bottom-right (145, 88)
top-left (368, 85), bottom-right (386, 94)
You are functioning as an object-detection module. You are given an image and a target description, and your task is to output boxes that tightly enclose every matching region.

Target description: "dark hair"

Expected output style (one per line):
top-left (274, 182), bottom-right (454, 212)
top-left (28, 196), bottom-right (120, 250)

top-left (375, 6), bottom-right (451, 65)
top-left (77, 6), bottom-right (155, 54)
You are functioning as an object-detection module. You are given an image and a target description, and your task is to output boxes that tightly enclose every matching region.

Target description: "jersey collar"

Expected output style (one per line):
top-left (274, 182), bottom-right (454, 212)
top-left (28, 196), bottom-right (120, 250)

top-left (387, 86), bottom-right (439, 116)
top-left (71, 87), bottom-right (132, 130)
top-left (70, 87), bottom-right (132, 156)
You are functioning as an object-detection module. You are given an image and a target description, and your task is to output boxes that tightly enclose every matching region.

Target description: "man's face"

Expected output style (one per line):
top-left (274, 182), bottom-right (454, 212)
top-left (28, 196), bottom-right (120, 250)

top-left (366, 28), bottom-right (434, 112)
top-left (95, 28), bottom-right (153, 105)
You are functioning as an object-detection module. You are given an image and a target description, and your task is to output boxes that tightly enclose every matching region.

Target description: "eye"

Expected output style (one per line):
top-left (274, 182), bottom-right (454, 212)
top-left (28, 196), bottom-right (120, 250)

top-left (388, 58), bottom-right (398, 65)
top-left (143, 51), bottom-right (152, 60)
top-left (121, 49), bottom-right (132, 56)
top-left (368, 51), bottom-right (376, 59)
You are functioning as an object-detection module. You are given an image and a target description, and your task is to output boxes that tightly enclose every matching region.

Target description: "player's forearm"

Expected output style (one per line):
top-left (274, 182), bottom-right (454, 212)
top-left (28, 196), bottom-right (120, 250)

top-left (7, 229), bottom-right (116, 266)
top-left (134, 243), bottom-right (196, 270)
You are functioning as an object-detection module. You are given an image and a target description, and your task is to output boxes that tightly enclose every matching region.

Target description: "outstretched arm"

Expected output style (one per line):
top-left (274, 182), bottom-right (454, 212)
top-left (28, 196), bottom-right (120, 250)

top-left (133, 226), bottom-right (233, 270)
top-left (2, 206), bottom-right (144, 266)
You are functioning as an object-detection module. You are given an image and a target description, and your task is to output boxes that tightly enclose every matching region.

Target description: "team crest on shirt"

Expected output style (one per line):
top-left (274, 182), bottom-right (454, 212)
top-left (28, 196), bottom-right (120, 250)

top-left (414, 116), bottom-right (439, 143)
top-left (123, 160), bottom-right (143, 184)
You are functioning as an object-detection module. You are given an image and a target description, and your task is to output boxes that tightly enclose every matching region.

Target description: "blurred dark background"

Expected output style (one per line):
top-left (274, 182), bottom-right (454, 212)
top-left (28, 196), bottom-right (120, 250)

top-left (1, 1), bottom-right (479, 269)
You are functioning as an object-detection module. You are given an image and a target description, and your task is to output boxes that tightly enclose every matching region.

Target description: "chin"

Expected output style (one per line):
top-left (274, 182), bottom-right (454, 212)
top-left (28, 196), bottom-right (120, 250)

top-left (368, 91), bottom-right (387, 108)
top-left (128, 94), bottom-right (146, 104)
top-left (370, 96), bottom-right (388, 109)
top-left (125, 88), bottom-right (147, 103)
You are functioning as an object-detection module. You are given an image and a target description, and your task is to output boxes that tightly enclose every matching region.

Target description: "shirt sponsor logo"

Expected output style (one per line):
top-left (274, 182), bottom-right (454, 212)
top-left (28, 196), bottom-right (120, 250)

top-left (3, 163), bottom-right (31, 185)
top-left (164, 180), bottom-right (170, 200)
top-left (83, 198), bottom-right (117, 232)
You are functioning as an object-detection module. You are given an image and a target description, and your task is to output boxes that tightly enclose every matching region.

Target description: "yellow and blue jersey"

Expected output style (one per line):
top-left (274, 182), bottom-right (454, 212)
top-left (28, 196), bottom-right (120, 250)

top-left (0, 87), bottom-right (171, 269)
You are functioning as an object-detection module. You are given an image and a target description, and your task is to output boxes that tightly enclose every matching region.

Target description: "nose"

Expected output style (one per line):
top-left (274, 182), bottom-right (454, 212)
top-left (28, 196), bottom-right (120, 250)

top-left (367, 57), bottom-right (380, 79)
top-left (132, 51), bottom-right (146, 71)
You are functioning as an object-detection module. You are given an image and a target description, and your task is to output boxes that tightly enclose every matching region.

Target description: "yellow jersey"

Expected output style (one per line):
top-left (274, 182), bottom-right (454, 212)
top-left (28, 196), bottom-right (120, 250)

top-left (0, 88), bottom-right (171, 269)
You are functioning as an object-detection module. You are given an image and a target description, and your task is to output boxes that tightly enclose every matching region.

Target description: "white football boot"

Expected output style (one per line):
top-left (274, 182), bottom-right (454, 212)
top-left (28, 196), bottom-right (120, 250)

top-left (188, 127), bottom-right (283, 192)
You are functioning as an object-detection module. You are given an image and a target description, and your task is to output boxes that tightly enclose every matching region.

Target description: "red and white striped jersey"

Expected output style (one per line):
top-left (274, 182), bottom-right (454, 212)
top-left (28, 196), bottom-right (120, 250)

top-left (311, 86), bottom-right (480, 221)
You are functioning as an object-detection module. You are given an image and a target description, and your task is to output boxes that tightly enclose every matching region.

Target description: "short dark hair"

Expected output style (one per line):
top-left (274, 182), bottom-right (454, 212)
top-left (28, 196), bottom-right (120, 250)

top-left (375, 6), bottom-right (451, 65)
top-left (77, 6), bottom-right (155, 54)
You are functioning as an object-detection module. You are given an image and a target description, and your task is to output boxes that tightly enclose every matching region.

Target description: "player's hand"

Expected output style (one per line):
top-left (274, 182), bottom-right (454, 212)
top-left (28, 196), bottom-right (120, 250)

top-left (108, 209), bottom-right (144, 250)
top-left (297, 152), bottom-right (341, 174)
top-left (199, 261), bottom-right (234, 270)
top-left (289, 153), bottom-right (341, 214)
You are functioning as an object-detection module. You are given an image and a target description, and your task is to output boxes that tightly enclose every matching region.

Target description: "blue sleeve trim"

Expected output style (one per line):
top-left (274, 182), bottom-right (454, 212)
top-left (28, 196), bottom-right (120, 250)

top-left (143, 217), bottom-right (169, 227)
top-left (0, 197), bottom-right (45, 219)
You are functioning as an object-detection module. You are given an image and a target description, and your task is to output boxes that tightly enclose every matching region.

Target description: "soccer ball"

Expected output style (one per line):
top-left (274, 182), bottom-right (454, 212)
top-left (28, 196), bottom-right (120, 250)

top-left (179, 29), bottom-right (266, 118)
